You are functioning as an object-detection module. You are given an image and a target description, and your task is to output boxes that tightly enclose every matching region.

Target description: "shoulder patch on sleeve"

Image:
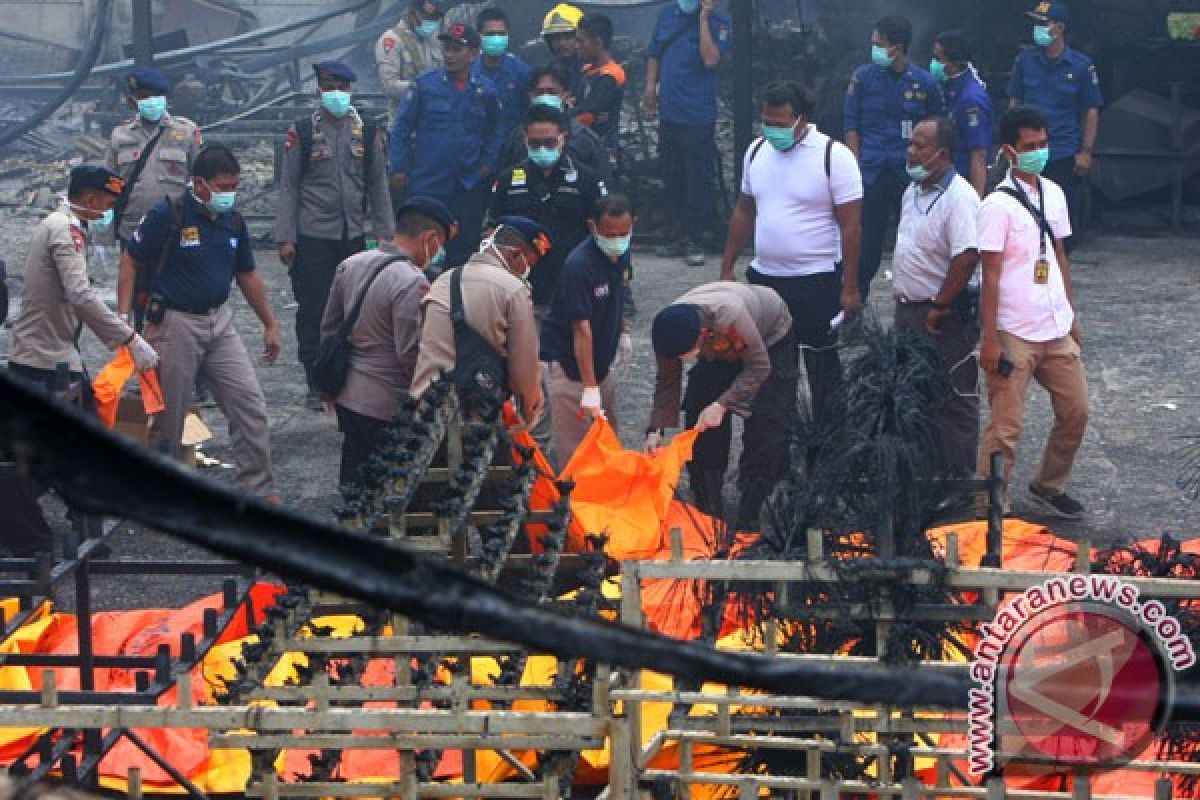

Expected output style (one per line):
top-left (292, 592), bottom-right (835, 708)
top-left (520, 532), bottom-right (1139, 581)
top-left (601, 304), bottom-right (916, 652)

top-left (70, 227), bottom-right (85, 254)
top-left (383, 35), bottom-right (397, 54)
top-left (967, 107), bottom-right (981, 127)
top-left (285, 128), bottom-right (298, 150)
top-left (717, 25), bottom-right (730, 41)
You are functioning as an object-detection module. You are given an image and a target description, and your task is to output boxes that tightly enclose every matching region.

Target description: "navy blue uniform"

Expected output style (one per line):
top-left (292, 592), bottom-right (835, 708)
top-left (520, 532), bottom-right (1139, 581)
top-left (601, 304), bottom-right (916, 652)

top-left (844, 61), bottom-right (943, 299)
top-left (472, 53), bottom-right (533, 143)
top-left (1006, 45), bottom-right (1102, 163)
top-left (648, 5), bottom-right (731, 249)
top-left (540, 237), bottom-right (627, 383)
top-left (943, 69), bottom-right (994, 182)
top-left (127, 192), bottom-right (254, 311)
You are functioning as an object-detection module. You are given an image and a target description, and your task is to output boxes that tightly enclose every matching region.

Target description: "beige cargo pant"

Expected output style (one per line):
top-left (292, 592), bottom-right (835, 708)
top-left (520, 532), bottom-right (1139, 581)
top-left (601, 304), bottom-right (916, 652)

top-left (146, 305), bottom-right (275, 496)
top-left (545, 362), bottom-right (618, 472)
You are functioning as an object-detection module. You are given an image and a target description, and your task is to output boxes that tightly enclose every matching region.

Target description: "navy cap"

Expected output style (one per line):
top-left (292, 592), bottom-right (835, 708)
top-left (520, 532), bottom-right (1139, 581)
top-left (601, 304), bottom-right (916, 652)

top-left (69, 165), bottom-right (125, 198)
top-left (651, 303), bottom-right (703, 359)
top-left (312, 61), bottom-right (357, 83)
top-left (395, 195), bottom-right (459, 239)
top-left (495, 215), bottom-right (552, 256)
top-left (439, 23), bottom-right (482, 49)
top-left (127, 67), bottom-right (171, 95)
top-left (1027, 1), bottom-right (1069, 23)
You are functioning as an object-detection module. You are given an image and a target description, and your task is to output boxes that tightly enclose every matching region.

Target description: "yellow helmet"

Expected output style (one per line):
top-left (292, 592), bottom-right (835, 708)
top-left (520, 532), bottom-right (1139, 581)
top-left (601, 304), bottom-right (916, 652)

top-left (541, 3), bottom-right (584, 36)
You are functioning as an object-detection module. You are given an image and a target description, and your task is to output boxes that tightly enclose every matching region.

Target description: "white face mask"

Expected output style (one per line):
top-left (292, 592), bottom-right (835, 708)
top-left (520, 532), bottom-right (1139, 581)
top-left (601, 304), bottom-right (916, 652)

top-left (481, 235), bottom-right (532, 277)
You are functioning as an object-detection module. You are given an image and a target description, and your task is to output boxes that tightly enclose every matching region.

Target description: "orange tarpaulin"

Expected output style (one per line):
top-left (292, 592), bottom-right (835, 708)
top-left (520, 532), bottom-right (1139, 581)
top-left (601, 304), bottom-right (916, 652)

top-left (502, 402), bottom-right (589, 553)
top-left (92, 346), bottom-right (164, 428)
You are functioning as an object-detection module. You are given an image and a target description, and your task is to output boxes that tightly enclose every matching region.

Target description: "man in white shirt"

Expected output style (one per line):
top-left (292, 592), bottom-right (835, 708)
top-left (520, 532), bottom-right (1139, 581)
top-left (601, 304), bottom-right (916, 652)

top-left (719, 80), bottom-right (863, 420)
top-left (977, 106), bottom-right (1087, 519)
top-left (893, 117), bottom-right (981, 475)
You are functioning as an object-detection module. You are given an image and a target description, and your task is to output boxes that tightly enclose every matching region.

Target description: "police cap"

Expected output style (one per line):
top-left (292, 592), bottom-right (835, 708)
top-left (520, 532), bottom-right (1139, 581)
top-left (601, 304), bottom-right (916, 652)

top-left (1027, 1), bottom-right (1069, 23)
top-left (439, 23), bottom-right (482, 49)
top-left (69, 165), bottom-right (125, 198)
top-left (396, 196), bottom-right (459, 240)
top-left (313, 61), bottom-right (358, 83)
top-left (495, 215), bottom-right (552, 256)
top-left (652, 303), bottom-right (703, 359)
top-left (127, 67), bottom-right (171, 95)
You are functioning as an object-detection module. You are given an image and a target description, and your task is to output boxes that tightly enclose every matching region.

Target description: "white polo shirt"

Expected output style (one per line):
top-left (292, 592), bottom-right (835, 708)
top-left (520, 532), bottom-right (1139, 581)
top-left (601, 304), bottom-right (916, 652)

top-left (741, 124), bottom-right (863, 277)
top-left (978, 172), bottom-right (1074, 342)
top-left (892, 169), bottom-right (980, 302)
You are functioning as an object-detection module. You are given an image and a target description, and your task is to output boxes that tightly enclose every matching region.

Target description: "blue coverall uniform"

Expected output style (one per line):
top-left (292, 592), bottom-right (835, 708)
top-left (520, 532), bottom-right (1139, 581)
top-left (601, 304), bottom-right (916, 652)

top-left (472, 53), bottom-right (533, 144)
top-left (943, 69), bottom-right (994, 188)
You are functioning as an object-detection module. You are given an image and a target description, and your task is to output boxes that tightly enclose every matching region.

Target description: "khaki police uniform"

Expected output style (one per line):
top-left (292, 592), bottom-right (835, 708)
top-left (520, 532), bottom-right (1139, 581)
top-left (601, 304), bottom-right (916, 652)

top-left (376, 21), bottom-right (444, 108)
top-left (106, 113), bottom-right (202, 243)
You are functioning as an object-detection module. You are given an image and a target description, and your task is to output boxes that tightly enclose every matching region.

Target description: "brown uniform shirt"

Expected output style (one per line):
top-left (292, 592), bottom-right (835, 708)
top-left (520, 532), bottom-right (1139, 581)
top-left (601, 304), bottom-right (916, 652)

top-left (411, 249), bottom-right (540, 404)
top-left (650, 282), bottom-right (793, 430)
top-left (9, 208), bottom-right (134, 371)
top-left (106, 113), bottom-right (201, 242)
top-left (320, 244), bottom-right (429, 421)
top-left (375, 22), bottom-right (443, 107)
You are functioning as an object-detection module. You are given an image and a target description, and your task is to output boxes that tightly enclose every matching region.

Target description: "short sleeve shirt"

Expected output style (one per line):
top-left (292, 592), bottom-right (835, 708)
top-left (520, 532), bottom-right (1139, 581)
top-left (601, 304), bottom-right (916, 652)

top-left (539, 238), bottom-right (627, 383)
top-left (944, 71), bottom-right (994, 177)
top-left (844, 62), bottom-right (944, 183)
top-left (978, 172), bottom-right (1074, 341)
top-left (648, 6), bottom-right (731, 125)
top-left (893, 170), bottom-right (980, 301)
top-left (740, 126), bottom-right (863, 277)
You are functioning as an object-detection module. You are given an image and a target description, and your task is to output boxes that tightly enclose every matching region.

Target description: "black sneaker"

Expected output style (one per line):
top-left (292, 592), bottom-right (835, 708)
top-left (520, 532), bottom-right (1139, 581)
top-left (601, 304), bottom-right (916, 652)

top-left (1028, 484), bottom-right (1085, 520)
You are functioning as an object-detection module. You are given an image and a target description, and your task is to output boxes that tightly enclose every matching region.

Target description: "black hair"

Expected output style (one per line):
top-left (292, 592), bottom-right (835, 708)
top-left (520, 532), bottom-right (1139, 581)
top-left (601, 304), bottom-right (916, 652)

top-left (523, 103), bottom-right (569, 132)
top-left (578, 13), bottom-right (613, 49)
top-left (592, 192), bottom-right (633, 220)
top-left (192, 144), bottom-right (240, 180)
top-left (920, 116), bottom-right (957, 154)
top-left (761, 79), bottom-right (814, 118)
top-left (530, 63), bottom-right (570, 91)
top-left (476, 7), bottom-right (509, 29)
top-left (395, 208), bottom-right (446, 237)
top-left (934, 29), bottom-right (972, 65)
top-left (999, 106), bottom-right (1048, 147)
top-left (875, 15), bottom-right (913, 52)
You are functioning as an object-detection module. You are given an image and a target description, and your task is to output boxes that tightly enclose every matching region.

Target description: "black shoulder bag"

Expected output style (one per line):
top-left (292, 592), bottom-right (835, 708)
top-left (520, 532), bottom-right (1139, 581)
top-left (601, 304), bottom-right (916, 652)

top-left (312, 254), bottom-right (409, 396)
top-left (449, 264), bottom-right (509, 410)
top-left (112, 125), bottom-right (168, 238)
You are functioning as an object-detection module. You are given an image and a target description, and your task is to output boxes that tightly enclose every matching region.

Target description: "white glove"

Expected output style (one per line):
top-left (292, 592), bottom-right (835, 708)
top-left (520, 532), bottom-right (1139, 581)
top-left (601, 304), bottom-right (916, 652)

top-left (617, 332), bottom-right (633, 367)
top-left (644, 429), bottom-right (663, 455)
top-left (128, 334), bottom-right (159, 371)
top-left (695, 401), bottom-right (726, 432)
top-left (580, 385), bottom-right (605, 418)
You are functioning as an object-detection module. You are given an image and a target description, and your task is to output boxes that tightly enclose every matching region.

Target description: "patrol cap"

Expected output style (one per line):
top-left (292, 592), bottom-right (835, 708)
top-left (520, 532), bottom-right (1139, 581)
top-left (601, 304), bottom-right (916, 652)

top-left (1027, 1), bottom-right (1069, 23)
top-left (652, 304), bottom-right (703, 359)
top-left (313, 61), bottom-right (357, 83)
top-left (127, 67), bottom-right (171, 95)
top-left (69, 165), bottom-right (125, 198)
top-left (495, 215), bottom-right (553, 256)
top-left (542, 3), bottom-right (584, 36)
top-left (396, 196), bottom-right (459, 240)
top-left (439, 22), bottom-right (481, 49)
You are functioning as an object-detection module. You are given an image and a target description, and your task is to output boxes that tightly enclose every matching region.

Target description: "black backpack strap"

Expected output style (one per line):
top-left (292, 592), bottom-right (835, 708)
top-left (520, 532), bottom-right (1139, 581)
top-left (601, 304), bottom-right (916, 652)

top-left (996, 185), bottom-right (1055, 243)
top-left (153, 195), bottom-right (185, 277)
top-left (825, 137), bottom-right (834, 177)
top-left (450, 265), bottom-right (468, 330)
top-left (746, 137), bottom-right (767, 167)
top-left (112, 124), bottom-right (168, 236)
top-left (361, 114), bottom-right (377, 216)
top-left (340, 254), bottom-right (409, 337)
top-left (297, 115), bottom-right (315, 176)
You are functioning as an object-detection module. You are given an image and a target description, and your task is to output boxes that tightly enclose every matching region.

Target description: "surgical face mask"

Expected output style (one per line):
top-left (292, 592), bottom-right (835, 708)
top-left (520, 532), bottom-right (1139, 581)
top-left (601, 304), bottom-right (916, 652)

top-left (415, 19), bottom-right (439, 39)
top-left (527, 143), bottom-right (562, 169)
top-left (137, 95), bottom-right (168, 122)
top-left (481, 33), bottom-right (509, 57)
top-left (761, 119), bottom-right (799, 152)
top-left (929, 58), bottom-right (947, 82)
top-left (532, 92), bottom-right (565, 111)
top-left (321, 90), bottom-right (353, 117)
top-left (594, 232), bottom-right (631, 260)
top-left (905, 151), bottom-right (941, 182)
top-left (423, 234), bottom-right (446, 269)
top-left (871, 44), bottom-right (895, 68)
top-left (199, 179), bottom-right (238, 214)
top-left (677, 0), bottom-right (700, 13)
top-left (1012, 146), bottom-right (1050, 176)
top-left (1033, 24), bottom-right (1055, 47)
top-left (92, 208), bottom-right (114, 231)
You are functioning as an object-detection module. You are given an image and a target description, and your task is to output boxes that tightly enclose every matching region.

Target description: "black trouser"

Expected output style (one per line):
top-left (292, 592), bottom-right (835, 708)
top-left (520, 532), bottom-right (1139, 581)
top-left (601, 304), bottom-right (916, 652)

top-left (747, 267), bottom-right (844, 421)
top-left (292, 235), bottom-right (366, 387)
top-left (335, 404), bottom-right (389, 488)
top-left (682, 330), bottom-right (798, 530)
top-left (1042, 157), bottom-right (1080, 253)
top-left (441, 184), bottom-right (489, 269)
top-left (659, 121), bottom-right (716, 247)
top-left (893, 301), bottom-right (981, 476)
top-left (860, 168), bottom-right (908, 301)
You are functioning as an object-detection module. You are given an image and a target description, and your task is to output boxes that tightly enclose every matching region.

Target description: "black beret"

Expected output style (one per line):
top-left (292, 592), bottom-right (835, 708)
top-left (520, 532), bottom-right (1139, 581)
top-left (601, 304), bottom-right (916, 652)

top-left (395, 195), bottom-right (459, 239)
top-left (312, 61), bottom-right (357, 83)
top-left (69, 165), bottom-right (125, 198)
top-left (495, 215), bottom-right (552, 256)
top-left (127, 67), bottom-right (171, 94)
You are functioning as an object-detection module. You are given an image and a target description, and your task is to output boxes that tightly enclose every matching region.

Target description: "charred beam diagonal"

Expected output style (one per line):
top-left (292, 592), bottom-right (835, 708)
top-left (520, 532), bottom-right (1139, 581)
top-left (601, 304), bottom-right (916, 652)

top-left (0, 370), bottom-right (970, 710)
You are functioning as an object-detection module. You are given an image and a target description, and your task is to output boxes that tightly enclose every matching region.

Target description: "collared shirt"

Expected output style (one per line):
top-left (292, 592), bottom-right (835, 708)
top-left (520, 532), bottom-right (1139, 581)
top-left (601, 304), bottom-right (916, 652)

top-left (539, 237), bottom-right (628, 383)
top-left (106, 112), bottom-right (202, 241)
top-left (1006, 45), bottom-right (1104, 162)
top-left (740, 125), bottom-right (862, 277)
top-left (9, 206), bottom-right (133, 371)
top-left (411, 248), bottom-right (539, 403)
top-left (978, 172), bottom-right (1074, 342)
top-left (499, 118), bottom-right (610, 182)
top-left (375, 21), bottom-right (443, 106)
top-left (274, 108), bottom-right (394, 244)
top-left (320, 243), bottom-right (429, 421)
top-left (472, 53), bottom-right (533, 142)
top-left (943, 69), bottom-right (994, 178)
top-left (647, 6), bottom-right (731, 125)
top-left (127, 192), bottom-right (255, 311)
top-left (488, 156), bottom-right (607, 306)
top-left (650, 282), bottom-right (792, 430)
top-left (390, 68), bottom-right (504, 196)
top-left (844, 61), bottom-right (944, 184)
top-left (893, 169), bottom-right (980, 302)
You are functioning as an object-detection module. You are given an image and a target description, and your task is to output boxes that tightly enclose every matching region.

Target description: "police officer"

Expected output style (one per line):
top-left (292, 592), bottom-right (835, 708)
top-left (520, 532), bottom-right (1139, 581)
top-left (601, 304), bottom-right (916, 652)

top-left (118, 145), bottom-right (282, 500)
top-left (931, 30), bottom-right (993, 197)
top-left (9, 166), bottom-right (158, 400)
top-left (275, 61), bottom-right (394, 410)
top-left (473, 8), bottom-right (533, 143)
top-left (390, 23), bottom-right (504, 269)
top-left (375, 0), bottom-right (444, 111)
top-left (642, 0), bottom-right (731, 268)
top-left (489, 103), bottom-right (607, 311)
top-left (541, 3), bottom-right (585, 95)
top-left (844, 14), bottom-right (943, 300)
top-left (1006, 1), bottom-right (1102, 242)
top-left (498, 65), bottom-right (610, 181)
top-left (321, 197), bottom-right (457, 486)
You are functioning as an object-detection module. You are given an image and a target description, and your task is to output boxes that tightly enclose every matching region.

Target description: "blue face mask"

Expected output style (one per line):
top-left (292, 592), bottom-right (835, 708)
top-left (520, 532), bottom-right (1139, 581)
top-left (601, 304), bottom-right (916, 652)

top-left (929, 58), bottom-right (947, 82)
top-left (762, 121), bottom-right (798, 152)
top-left (677, 0), bottom-right (700, 13)
top-left (93, 208), bottom-right (114, 231)
top-left (594, 232), bottom-right (632, 260)
top-left (321, 90), bottom-right (353, 117)
top-left (415, 19), bottom-right (439, 39)
top-left (532, 93), bottom-right (565, 111)
top-left (200, 180), bottom-right (237, 214)
top-left (430, 245), bottom-right (446, 268)
top-left (528, 145), bottom-right (562, 169)
top-left (871, 44), bottom-right (895, 68)
top-left (137, 95), bottom-right (168, 122)
top-left (481, 33), bottom-right (509, 57)
top-left (1013, 146), bottom-right (1050, 176)
top-left (1033, 24), bottom-right (1055, 47)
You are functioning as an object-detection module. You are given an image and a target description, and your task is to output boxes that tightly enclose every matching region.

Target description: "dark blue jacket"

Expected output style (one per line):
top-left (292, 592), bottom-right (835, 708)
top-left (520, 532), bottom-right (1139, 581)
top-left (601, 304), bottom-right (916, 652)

top-left (1006, 46), bottom-right (1103, 162)
top-left (844, 61), bottom-right (944, 184)
top-left (944, 69), bottom-right (994, 179)
top-left (647, 6), bottom-right (731, 126)
top-left (472, 53), bottom-right (532, 143)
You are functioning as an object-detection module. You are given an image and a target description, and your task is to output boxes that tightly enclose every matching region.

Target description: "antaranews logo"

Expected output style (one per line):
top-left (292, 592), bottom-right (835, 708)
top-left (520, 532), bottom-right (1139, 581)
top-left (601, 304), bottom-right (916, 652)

top-left (967, 574), bottom-right (1195, 776)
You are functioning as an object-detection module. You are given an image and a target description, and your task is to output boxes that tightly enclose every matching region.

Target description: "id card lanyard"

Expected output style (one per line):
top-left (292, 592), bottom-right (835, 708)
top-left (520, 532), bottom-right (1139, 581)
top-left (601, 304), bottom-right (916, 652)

top-left (1012, 176), bottom-right (1051, 285)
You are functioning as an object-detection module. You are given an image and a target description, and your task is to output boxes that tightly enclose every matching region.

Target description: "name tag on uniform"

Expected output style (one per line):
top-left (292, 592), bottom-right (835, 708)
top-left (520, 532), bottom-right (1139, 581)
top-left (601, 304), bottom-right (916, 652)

top-left (594, 284), bottom-right (610, 299)
top-left (229, 237), bottom-right (239, 249)
top-left (512, 168), bottom-right (526, 187)
top-left (901, 119), bottom-right (914, 139)
top-left (1034, 258), bottom-right (1049, 284)
top-left (180, 226), bottom-right (200, 247)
